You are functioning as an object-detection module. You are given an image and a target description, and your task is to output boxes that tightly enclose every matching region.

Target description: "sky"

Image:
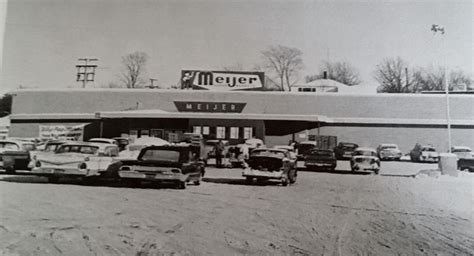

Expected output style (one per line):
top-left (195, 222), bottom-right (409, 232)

top-left (0, 0), bottom-right (472, 94)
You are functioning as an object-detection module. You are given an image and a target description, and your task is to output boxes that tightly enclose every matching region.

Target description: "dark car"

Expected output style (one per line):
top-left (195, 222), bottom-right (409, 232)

top-left (0, 140), bottom-right (37, 173)
top-left (334, 142), bottom-right (359, 160)
top-left (409, 144), bottom-right (439, 163)
top-left (304, 149), bottom-right (337, 171)
top-left (117, 144), bottom-right (205, 189)
top-left (242, 148), bottom-right (297, 186)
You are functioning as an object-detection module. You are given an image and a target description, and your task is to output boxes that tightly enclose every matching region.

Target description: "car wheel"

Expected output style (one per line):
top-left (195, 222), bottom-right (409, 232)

top-left (245, 176), bottom-right (253, 184)
top-left (5, 166), bottom-right (15, 174)
top-left (177, 181), bottom-right (186, 189)
top-left (288, 169), bottom-right (297, 184)
top-left (48, 176), bottom-right (59, 183)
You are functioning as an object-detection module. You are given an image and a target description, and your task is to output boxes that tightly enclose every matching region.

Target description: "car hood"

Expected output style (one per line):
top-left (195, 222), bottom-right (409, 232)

top-left (247, 156), bottom-right (283, 171)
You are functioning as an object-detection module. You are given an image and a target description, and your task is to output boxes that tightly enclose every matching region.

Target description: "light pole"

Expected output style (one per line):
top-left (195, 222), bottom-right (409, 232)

top-left (431, 24), bottom-right (451, 152)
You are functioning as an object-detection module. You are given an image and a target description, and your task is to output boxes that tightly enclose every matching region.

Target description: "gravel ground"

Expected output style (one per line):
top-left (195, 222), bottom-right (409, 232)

top-left (0, 161), bottom-right (473, 256)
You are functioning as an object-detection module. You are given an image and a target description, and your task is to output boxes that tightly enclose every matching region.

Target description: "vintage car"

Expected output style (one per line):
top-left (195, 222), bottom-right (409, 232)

top-left (31, 142), bottom-right (120, 183)
top-left (376, 143), bottom-right (402, 161)
top-left (28, 140), bottom-right (69, 168)
top-left (242, 148), bottom-right (297, 186)
top-left (451, 146), bottom-right (473, 159)
top-left (409, 144), bottom-right (439, 163)
top-left (88, 138), bottom-right (118, 145)
top-left (334, 142), bottom-right (359, 160)
top-left (0, 139), bottom-right (37, 173)
top-left (117, 144), bottom-right (205, 189)
top-left (304, 149), bottom-right (337, 171)
top-left (295, 141), bottom-right (317, 169)
top-left (350, 147), bottom-right (380, 174)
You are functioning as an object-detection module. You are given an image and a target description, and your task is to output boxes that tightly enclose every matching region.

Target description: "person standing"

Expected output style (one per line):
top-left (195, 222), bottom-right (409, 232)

top-left (215, 140), bottom-right (225, 168)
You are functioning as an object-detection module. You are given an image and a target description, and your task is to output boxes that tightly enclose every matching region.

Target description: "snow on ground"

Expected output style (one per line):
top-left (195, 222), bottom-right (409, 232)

top-left (0, 161), bottom-right (473, 256)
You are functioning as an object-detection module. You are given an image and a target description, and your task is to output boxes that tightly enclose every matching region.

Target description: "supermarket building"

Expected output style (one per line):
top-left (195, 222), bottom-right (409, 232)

top-left (8, 88), bottom-right (474, 153)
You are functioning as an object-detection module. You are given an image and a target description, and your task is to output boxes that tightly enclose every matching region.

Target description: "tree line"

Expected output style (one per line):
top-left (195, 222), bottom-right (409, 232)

top-left (118, 45), bottom-right (472, 93)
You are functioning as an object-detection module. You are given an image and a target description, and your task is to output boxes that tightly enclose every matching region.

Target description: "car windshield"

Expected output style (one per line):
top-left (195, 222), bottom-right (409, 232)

top-left (0, 142), bottom-right (20, 151)
top-left (22, 143), bottom-right (36, 151)
top-left (452, 148), bottom-right (471, 153)
top-left (251, 150), bottom-right (286, 158)
top-left (341, 143), bottom-right (357, 149)
top-left (141, 149), bottom-right (181, 162)
top-left (422, 147), bottom-right (436, 152)
top-left (381, 145), bottom-right (397, 150)
top-left (45, 144), bottom-right (61, 152)
top-left (354, 150), bottom-right (377, 157)
top-left (56, 145), bottom-right (99, 154)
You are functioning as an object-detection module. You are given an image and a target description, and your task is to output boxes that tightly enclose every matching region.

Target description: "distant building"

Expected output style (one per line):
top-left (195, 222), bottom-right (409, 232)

top-left (291, 79), bottom-right (377, 94)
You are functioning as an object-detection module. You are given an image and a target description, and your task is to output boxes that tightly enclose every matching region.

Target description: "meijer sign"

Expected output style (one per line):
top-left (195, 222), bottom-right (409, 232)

top-left (181, 70), bottom-right (265, 91)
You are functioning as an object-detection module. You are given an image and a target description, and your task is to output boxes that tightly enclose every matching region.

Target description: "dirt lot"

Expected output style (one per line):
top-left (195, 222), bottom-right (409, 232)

top-left (1, 161), bottom-right (473, 256)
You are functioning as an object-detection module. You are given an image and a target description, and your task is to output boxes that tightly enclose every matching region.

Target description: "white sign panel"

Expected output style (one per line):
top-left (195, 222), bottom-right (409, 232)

top-left (39, 124), bottom-right (86, 141)
top-left (181, 70), bottom-right (265, 91)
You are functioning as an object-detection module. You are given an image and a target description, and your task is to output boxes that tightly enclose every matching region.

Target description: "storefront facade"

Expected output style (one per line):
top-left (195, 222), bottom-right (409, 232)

top-left (8, 88), bottom-right (474, 152)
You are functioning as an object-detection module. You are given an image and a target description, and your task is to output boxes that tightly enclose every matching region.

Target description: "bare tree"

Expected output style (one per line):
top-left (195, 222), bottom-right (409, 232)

top-left (306, 61), bottom-right (361, 85)
top-left (120, 51), bottom-right (148, 88)
top-left (261, 45), bottom-right (303, 91)
top-left (374, 57), bottom-right (414, 93)
top-left (412, 67), bottom-right (473, 92)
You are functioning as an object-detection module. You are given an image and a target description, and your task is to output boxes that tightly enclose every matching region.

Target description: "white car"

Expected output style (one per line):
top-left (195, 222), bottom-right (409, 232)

top-left (451, 146), bottom-right (473, 159)
top-left (376, 144), bottom-right (402, 161)
top-left (31, 142), bottom-right (119, 183)
top-left (350, 147), bottom-right (380, 174)
top-left (88, 138), bottom-right (118, 145)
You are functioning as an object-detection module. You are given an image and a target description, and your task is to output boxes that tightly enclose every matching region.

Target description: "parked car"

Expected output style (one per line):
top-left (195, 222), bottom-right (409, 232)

top-left (376, 144), bottom-right (402, 161)
top-left (295, 141), bottom-right (317, 169)
top-left (334, 142), bottom-right (359, 160)
top-left (451, 146), bottom-right (473, 159)
top-left (28, 140), bottom-right (69, 168)
top-left (350, 147), bottom-right (380, 174)
top-left (242, 148), bottom-right (297, 186)
top-left (116, 144), bottom-right (205, 189)
top-left (304, 149), bottom-right (337, 171)
top-left (31, 142), bottom-right (120, 183)
top-left (409, 144), bottom-right (439, 163)
top-left (0, 139), bottom-right (37, 173)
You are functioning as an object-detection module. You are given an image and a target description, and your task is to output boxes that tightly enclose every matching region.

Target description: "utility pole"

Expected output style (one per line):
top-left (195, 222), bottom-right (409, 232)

top-left (76, 58), bottom-right (98, 88)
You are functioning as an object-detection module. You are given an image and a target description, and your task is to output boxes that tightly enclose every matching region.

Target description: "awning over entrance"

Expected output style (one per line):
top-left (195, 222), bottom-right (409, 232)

top-left (96, 109), bottom-right (333, 123)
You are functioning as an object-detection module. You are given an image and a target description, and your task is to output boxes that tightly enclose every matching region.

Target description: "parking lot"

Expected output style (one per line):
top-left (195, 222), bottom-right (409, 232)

top-left (1, 160), bottom-right (473, 256)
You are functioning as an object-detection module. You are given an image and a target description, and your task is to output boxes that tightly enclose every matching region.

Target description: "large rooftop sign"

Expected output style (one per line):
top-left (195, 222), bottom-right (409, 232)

top-left (181, 70), bottom-right (265, 91)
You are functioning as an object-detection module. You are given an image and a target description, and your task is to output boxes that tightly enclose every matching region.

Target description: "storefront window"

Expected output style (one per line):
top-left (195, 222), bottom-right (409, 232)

top-left (216, 127), bottom-right (226, 139)
top-left (230, 127), bottom-right (239, 139)
top-left (202, 126), bottom-right (210, 135)
top-left (244, 127), bottom-right (252, 139)
top-left (193, 126), bottom-right (202, 134)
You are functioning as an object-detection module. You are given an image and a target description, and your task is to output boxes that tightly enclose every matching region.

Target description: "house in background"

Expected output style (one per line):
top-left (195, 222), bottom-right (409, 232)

top-left (291, 78), bottom-right (377, 94)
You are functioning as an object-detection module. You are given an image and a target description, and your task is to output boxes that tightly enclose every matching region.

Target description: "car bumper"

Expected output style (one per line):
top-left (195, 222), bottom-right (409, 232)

top-left (31, 167), bottom-right (100, 177)
top-left (118, 171), bottom-right (188, 182)
top-left (305, 162), bottom-right (336, 168)
top-left (352, 164), bottom-right (379, 171)
top-left (242, 169), bottom-right (284, 179)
